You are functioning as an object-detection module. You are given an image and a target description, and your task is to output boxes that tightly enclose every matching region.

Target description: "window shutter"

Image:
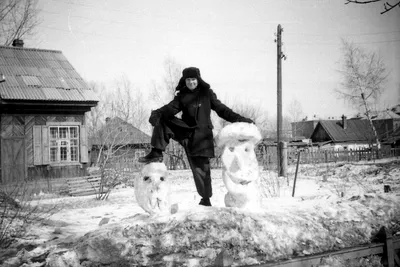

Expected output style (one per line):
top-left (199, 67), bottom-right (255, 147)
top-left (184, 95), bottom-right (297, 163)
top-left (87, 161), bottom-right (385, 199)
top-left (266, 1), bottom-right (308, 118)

top-left (80, 125), bottom-right (88, 163)
top-left (33, 126), bottom-right (42, 165)
top-left (42, 126), bottom-right (49, 164)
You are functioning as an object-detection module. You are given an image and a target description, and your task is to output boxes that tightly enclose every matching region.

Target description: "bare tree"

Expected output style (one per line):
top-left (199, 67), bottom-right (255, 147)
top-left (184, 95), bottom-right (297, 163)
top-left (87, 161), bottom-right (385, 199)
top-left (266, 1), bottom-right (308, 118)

top-left (211, 99), bottom-right (270, 135)
top-left (86, 81), bottom-right (108, 142)
top-left (0, 0), bottom-right (40, 45)
top-left (109, 75), bottom-right (149, 130)
top-left (286, 99), bottom-right (305, 139)
top-left (86, 79), bottom-right (151, 199)
top-left (91, 118), bottom-right (142, 200)
top-left (150, 57), bottom-right (187, 169)
top-left (150, 57), bottom-right (183, 105)
top-left (336, 39), bottom-right (389, 149)
top-left (344, 0), bottom-right (400, 14)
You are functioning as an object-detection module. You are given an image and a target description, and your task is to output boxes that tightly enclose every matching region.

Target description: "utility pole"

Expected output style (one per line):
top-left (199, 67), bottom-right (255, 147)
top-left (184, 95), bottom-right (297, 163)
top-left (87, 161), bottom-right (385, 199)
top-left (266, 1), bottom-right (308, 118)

top-left (276, 24), bottom-right (287, 177)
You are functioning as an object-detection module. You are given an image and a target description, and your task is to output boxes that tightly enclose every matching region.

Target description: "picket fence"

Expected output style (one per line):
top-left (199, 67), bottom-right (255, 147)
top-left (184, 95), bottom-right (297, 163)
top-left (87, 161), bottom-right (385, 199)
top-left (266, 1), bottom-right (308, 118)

top-left (287, 147), bottom-right (400, 165)
top-left (102, 147), bottom-right (400, 171)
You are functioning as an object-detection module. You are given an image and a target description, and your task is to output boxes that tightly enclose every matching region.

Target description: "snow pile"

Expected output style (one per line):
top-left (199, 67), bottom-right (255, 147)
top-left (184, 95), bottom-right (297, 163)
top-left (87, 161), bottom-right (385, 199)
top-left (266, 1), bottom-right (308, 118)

top-left (48, 193), bottom-right (400, 266)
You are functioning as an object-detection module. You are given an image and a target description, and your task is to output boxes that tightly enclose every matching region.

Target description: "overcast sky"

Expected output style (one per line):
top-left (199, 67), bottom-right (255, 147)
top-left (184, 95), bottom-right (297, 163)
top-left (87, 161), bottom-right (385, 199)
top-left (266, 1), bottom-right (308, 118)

top-left (27, 0), bottom-right (400, 119)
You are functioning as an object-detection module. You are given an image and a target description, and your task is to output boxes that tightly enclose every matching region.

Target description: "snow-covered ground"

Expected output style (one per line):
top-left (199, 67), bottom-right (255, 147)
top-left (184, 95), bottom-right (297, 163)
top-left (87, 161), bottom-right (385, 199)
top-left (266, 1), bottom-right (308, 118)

top-left (1, 158), bottom-right (400, 266)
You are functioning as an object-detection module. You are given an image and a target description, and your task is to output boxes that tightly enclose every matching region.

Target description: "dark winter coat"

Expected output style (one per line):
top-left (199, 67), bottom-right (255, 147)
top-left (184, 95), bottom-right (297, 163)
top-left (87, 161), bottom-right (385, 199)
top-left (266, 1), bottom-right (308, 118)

top-left (156, 85), bottom-right (252, 157)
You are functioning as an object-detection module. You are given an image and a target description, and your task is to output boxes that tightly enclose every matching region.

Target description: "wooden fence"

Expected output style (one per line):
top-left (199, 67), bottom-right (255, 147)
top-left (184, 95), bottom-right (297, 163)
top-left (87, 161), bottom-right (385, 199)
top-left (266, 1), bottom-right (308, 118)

top-left (215, 226), bottom-right (400, 267)
top-left (287, 148), bottom-right (400, 165)
top-left (95, 147), bottom-right (400, 171)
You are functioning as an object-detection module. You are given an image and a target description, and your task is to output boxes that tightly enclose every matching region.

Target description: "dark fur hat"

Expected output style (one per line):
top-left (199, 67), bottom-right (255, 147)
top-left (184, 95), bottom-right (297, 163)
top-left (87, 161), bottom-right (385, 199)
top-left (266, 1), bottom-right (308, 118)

top-left (176, 67), bottom-right (210, 91)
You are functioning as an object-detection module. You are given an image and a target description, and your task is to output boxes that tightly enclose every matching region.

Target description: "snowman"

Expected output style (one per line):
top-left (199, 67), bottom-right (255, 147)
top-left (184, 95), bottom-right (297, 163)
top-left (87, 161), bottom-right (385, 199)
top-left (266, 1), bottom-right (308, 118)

top-left (135, 162), bottom-right (173, 215)
top-left (217, 122), bottom-right (262, 209)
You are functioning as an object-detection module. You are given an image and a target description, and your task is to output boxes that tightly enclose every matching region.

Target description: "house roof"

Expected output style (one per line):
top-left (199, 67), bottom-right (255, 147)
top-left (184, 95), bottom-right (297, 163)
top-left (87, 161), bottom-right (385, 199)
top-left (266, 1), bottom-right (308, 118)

top-left (313, 120), bottom-right (375, 143)
top-left (0, 45), bottom-right (98, 103)
top-left (351, 109), bottom-right (400, 120)
top-left (391, 104), bottom-right (400, 116)
top-left (90, 117), bottom-right (151, 146)
top-left (382, 126), bottom-right (400, 144)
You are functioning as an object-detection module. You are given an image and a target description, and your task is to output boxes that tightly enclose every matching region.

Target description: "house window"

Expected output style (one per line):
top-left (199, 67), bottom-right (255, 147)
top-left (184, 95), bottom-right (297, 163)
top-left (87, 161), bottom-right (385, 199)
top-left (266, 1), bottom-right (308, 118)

top-left (49, 126), bottom-right (80, 163)
top-left (134, 150), bottom-right (146, 160)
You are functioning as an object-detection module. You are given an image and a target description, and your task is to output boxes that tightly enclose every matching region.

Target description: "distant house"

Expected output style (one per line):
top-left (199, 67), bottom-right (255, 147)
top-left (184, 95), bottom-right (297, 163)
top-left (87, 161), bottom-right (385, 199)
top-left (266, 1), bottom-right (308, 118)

top-left (0, 40), bottom-right (98, 183)
top-left (391, 104), bottom-right (400, 116)
top-left (89, 117), bottom-right (151, 167)
top-left (371, 110), bottom-right (400, 141)
top-left (382, 126), bottom-right (400, 148)
top-left (310, 116), bottom-right (376, 150)
top-left (291, 120), bottom-right (321, 139)
top-left (350, 109), bottom-right (400, 141)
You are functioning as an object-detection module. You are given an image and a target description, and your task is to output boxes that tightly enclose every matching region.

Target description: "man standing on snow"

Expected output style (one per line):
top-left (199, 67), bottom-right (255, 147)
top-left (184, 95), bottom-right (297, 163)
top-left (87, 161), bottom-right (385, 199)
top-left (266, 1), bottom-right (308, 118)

top-left (139, 67), bottom-right (254, 206)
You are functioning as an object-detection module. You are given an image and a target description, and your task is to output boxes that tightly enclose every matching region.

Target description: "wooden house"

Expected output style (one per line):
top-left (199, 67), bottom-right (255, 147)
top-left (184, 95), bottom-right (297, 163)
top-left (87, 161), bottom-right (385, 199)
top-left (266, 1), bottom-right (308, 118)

top-left (89, 117), bottom-right (151, 169)
top-left (382, 126), bottom-right (400, 148)
top-left (371, 110), bottom-right (400, 141)
top-left (391, 104), bottom-right (400, 116)
top-left (350, 109), bottom-right (400, 141)
top-left (0, 41), bottom-right (98, 183)
top-left (310, 116), bottom-right (376, 150)
top-left (291, 120), bottom-right (321, 139)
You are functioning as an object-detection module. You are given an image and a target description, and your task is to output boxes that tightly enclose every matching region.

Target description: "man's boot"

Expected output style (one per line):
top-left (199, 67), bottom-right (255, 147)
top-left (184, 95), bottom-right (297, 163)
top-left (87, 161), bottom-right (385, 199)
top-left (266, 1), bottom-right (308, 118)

top-left (199, 198), bottom-right (212, 206)
top-left (138, 148), bottom-right (163, 164)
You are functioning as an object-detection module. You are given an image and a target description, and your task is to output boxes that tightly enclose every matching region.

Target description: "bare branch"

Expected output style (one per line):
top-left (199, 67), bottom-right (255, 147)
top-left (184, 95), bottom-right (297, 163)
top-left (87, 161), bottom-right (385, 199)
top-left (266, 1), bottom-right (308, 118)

top-left (344, 0), bottom-right (400, 14)
top-left (0, 0), bottom-right (41, 45)
top-left (345, 0), bottom-right (381, 4)
top-left (382, 1), bottom-right (400, 13)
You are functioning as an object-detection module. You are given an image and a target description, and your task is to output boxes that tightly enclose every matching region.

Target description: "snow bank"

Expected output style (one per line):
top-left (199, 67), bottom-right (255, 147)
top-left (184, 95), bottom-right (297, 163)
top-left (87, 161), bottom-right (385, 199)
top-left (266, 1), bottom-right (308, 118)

top-left (48, 193), bottom-right (400, 267)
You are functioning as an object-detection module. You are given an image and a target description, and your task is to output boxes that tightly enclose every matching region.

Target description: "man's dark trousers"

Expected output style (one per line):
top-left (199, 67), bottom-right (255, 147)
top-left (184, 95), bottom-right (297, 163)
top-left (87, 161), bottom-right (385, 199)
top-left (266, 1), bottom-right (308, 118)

top-left (151, 117), bottom-right (212, 199)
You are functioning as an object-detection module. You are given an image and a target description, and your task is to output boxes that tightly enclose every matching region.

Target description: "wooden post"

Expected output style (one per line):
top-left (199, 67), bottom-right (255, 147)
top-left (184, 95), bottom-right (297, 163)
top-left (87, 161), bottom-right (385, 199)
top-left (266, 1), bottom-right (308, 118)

top-left (292, 151), bottom-right (301, 197)
top-left (276, 24), bottom-right (285, 176)
top-left (214, 250), bottom-right (233, 267)
top-left (279, 141), bottom-right (287, 177)
top-left (375, 226), bottom-right (395, 267)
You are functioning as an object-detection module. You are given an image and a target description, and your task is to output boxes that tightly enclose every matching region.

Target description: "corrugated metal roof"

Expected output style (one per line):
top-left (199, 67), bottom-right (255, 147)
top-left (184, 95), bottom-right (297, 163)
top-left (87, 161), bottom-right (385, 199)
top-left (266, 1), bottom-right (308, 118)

top-left (21, 75), bottom-right (42, 87)
top-left (316, 120), bottom-right (375, 142)
top-left (0, 45), bottom-right (98, 103)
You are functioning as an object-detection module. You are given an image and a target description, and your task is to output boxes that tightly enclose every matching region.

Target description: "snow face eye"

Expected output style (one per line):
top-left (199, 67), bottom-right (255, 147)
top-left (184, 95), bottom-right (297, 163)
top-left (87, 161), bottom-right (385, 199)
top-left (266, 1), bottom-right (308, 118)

top-left (143, 176), bottom-right (151, 182)
top-left (160, 177), bottom-right (165, 181)
top-left (229, 147), bottom-right (235, 152)
top-left (245, 146), bottom-right (250, 152)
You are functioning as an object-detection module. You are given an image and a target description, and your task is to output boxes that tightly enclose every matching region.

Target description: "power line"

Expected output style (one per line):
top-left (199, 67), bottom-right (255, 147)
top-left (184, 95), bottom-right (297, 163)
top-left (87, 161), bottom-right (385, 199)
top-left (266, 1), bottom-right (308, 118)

top-left (41, 9), bottom-right (126, 25)
top-left (286, 39), bottom-right (400, 46)
top-left (37, 25), bottom-right (137, 42)
top-left (50, 0), bottom-right (138, 15)
top-left (286, 30), bottom-right (400, 37)
top-left (48, 1), bottom-right (400, 39)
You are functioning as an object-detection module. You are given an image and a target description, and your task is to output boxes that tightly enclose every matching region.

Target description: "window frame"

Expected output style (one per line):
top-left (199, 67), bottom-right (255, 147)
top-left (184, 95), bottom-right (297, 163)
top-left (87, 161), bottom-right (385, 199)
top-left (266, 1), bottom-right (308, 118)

top-left (46, 122), bottom-right (81, 165)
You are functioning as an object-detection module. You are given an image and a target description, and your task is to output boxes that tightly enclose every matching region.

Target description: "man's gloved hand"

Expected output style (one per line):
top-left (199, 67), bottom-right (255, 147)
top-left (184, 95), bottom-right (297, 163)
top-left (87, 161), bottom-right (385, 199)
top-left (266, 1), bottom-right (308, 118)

top-left (149, 110), bottom-right (162, 127)
top-left (240, 117), bottom-right (255, 124)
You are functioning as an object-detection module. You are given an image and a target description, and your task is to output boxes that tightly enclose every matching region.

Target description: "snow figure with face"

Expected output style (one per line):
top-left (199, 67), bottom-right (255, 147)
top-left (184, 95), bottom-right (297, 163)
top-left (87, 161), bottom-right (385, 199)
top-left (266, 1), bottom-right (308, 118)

top-left (217, 122), bottom-right (262, 209)
top-left (135, 162), bottom-right (171, 215)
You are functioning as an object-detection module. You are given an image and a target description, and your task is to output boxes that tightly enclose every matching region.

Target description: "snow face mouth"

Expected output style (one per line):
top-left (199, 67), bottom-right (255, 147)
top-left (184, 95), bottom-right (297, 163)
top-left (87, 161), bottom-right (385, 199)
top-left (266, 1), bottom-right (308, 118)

top-left (240, 180), bottom-right (251, 185)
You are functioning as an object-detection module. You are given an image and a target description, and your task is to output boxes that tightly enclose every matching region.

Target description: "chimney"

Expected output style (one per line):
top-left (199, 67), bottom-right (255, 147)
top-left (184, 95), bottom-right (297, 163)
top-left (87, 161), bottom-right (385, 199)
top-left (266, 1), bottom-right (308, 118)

top-left (12, 39), bottom-right (24, 48)
top-left (341, 115), bottom-right (347, 129)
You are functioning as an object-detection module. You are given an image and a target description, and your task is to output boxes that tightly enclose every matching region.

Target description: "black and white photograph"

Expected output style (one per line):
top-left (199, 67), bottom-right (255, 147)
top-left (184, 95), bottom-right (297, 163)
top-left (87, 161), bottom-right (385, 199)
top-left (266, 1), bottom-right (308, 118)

top-left (0, 0), bottom-right (399, 266)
